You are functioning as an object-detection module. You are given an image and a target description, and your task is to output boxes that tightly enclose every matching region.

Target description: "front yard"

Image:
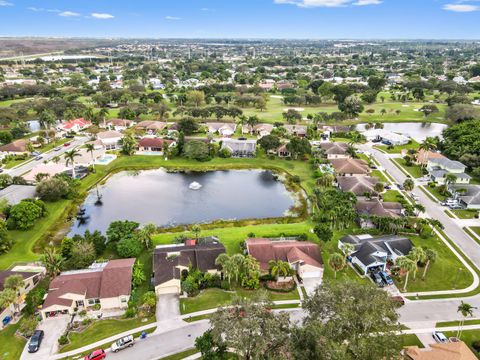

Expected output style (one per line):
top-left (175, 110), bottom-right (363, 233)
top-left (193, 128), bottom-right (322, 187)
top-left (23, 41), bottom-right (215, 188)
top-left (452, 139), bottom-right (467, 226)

top-left (0, 322), bottom-right (27, 360)
top-left (393, 158), bottom-right (424, 179)
top-left (382, 190), bottom-right (403, 203)
top-left (452, 209), bottom-right (479, 219)
top-left (180, 287), bottom-right (300, 314)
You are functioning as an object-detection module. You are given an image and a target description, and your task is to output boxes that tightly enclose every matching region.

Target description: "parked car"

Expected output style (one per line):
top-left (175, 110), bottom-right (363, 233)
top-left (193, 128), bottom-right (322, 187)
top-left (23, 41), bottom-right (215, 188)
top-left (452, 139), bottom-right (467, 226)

top-left (35, 156), bottom-right (43, 161)
top-left (449, 204), bottom-right (463, 210)
top-left (372, 138), bottom-right (381, 143)
top-left (111, 335), bottom-right (135, 352)
top-left (63, 142), bottom-right (71, 147)
top-left (384, 185), bottom-right (392, 190)
top-left (54, 147), bottom-right (61, 151)
top-left (370, 272), bottom-right (384, 287)
top-left (28, 330), bottom-right (44, 353)
top-left (381, 140), bottom-right (392, 146)
top-left (397, 183), bottom-right (404, 190)
top-left (432, 331), bottom-right (448, 343)
top-left (379, 271), bottom-right (394, 285)
top-left (390, 296), bottom-right (405, 306)
top-left (84, 349), bottom-right (106, 360)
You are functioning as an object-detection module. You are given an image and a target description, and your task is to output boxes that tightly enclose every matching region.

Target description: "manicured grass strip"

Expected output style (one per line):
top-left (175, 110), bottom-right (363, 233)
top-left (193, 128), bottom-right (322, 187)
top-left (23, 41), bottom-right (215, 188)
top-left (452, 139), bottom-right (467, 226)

top-left (375, 140), bottom-right (420, 155)
top-left (0, 322), bottom-right (27, 360)
top-left (445, 210), bottom-right (456, 219)
top-left (423, 185), bottom-right (447, 202)
top-left (436, 319), bottom-right (480, 327)
top-left (382, 190), bottom-right (403, 203)
top-left (464, 227), bottom-right (480, 246)
top-left (158, 348), bottom-right (199, 360)
top-left (184, 314), bottom-right (212, 323)
top-left (60, 317), bottom-right (155, 353)
top-left (419, 186), bottom-right (438, 202)
top-left (400, 334), bottom-right (424, 348)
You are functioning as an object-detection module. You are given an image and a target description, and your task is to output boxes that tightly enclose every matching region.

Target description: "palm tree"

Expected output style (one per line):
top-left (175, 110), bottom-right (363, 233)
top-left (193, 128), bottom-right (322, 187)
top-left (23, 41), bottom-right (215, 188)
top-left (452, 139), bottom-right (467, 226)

top-left (445, 173), bottom-right (458, 186)
top-left (64, 148), bottom-right (81, 179)
top-left (99, 108), bottom-right (109, 127)
top-left (85, 143), bottom-right (96, 170)
top-left (0, 289), bottom-right (17, 318)
top-left (268, 260), bottom-right (292, 279)
top-left (408, 247), bottom-right (426, 279)
top-left (346, 145), bottom-right (357, 158)
top-left (414, 203), bottom-right (425, 216)
top-left (215, 254), bottom-right (235, 284)
top-left (191, 224), bottom-right (201, 241)
top-left (457, 301), bottom-right (476, 338)
top-left (396, 256), bottom-right (417, 292)
top-left (41, 247), bottom-right (64, 277)
top-left (419, 137), bottom-right (437, 153)
top-left (328, 253), bottom-right (346, 279)
top-left (403, 178), bottom-right (415, 192)
top-left (341, 243), bottom-right (356, 256)
top-left (138, 223), bottom-right (156, 249)
top-left (230, 254), bottom-right (245, 283)
top-left (422, 248), bottom-right (438, 279)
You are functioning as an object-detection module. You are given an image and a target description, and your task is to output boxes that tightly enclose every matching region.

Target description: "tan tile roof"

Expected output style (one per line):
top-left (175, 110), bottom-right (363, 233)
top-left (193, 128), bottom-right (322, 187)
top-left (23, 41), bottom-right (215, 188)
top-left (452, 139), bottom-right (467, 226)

top-left (405, 341), bottom-right (477, 360)
top-left (331, 158), bottom-right (370, 175)
top-left (0, 139), bottom-right (29, 153)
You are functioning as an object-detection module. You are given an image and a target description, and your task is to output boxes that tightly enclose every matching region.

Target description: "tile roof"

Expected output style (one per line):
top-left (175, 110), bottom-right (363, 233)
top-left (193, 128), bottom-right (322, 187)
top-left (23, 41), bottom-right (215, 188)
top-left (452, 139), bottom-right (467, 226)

top-left (97, 130), bottom-right (123, 139)
top-left (337, 175), bottom-right (378, 196)
top-left (59, 118), bottom-right (91, 130)
top-left (245, 238), bottom-right (322, 271)
top-left (0, 139), bottom-right (29, 153)
top-left (319, 142), bottom-right (349, 155)
top-left (0, 270), bottom-right (40, 291)
top-left (331, 158), bottom-right (370, 175)
top-left (138, 138), bottom-right (173, 148)
top-left (355, 199), bottom-right (403, 217)
top-left (405, 341), bottom-right (476, 360)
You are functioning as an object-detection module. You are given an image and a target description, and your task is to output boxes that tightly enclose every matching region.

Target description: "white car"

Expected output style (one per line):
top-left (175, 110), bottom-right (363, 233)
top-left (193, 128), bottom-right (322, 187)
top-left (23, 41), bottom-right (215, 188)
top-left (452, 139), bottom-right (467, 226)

top-left (111, 335), bottom-right (135, 352)
top-left (432, 331), bottom-right (448, 343)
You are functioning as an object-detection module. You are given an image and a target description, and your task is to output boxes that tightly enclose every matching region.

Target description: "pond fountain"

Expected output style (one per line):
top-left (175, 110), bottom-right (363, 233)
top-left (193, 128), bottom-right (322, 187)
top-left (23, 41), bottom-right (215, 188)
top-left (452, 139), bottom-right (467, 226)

top-left (189, 181), bottom-right (202, 190)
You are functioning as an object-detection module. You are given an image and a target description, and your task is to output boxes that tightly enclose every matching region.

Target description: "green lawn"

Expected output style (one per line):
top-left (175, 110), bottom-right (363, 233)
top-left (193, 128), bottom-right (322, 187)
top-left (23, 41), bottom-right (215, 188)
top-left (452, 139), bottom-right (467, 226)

top-left (382, 190), bottom-right (403, 203)
top-left (452, 209), bottom-right (479, 219)
top-left (394, 234), bottom-right (473, 293)
top-left (436, 319), bottom-right (480, 327)
top-left (371, 169), bottom-right (390, 184)
top-left (180, 287), bottom-right (299, 314)
top-left (423, 185), bottom-right (448, 202)
top-left (0, 322), bottom-right (27, 360)
top-left (400, 334), bottom-right (424, 348)
top-left (471, 227), bottom-right (480, 237)
top-left (60, 317), bottom-right (155, 353)
top-left (158, 349), bottom-right (199, 360)
top-left (393, 158), bottom-right (424, 179)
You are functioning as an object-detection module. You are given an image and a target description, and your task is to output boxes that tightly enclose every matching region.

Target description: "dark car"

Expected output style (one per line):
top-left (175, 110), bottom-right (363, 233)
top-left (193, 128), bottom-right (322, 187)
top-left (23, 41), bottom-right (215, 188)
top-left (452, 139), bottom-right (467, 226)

top-left (372, 138), bottom-right (381, 143)
top-left (370, 272), bottom-right (384, 287)
top-left (28, 330), bottom-right (44, 353)
top-left (382, 140), bottom-right (392, 146)
top-left (84, 349), bottom-right (106, 360)
top-left (379, 271), bottom-right (394, 285)
top-left (384, 185), bottom-right (392, 190)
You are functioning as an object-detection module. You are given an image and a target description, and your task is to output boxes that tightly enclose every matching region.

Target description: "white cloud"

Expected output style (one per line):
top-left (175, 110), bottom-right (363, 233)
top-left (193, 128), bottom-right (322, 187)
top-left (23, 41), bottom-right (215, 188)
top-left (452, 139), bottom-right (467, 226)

top-left (59, 11), bottom-right (80, 17)
top-left (443, 3), bottom-right (480, 12)
top-left (0, 0), bottom-right (13, 6)
top-left (165, 15), bottom-right (181, 20)
top-left (91, 12), bottom-right (114, 19)
top-left (274, 0), bottom-right (381, 7)
top-left (28, 7), bottom-right (60, 13)
top-left (353, 0), bottom-right (382, 5)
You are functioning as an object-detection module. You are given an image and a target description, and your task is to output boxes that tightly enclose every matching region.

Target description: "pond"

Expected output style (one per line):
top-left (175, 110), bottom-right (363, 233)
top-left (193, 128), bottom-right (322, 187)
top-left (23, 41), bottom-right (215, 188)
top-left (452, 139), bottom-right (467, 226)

top-left (355, 122), bottom-right (448, 142)
top-left (68, 169), bottom-right (296, 236)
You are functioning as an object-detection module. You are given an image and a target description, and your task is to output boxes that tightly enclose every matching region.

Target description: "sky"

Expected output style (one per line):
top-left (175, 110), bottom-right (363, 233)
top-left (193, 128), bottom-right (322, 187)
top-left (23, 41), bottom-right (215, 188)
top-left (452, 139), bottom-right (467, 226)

top-left (0, 0), bottom-right (480, 39)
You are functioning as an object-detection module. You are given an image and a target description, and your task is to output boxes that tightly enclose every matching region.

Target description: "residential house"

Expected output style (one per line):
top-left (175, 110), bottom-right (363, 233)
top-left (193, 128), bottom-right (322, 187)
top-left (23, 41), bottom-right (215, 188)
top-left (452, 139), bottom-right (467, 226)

top-left (337, 176), bottom-right (379, 196)
top-left (276, 143), bottom-right (291, 158)
top-left (40, 259), bottom-right (135, 319)
top-left (405, 341), bottom-right (476, 360)
top-left (245, 238), bottom-right (323, 279)
top-left (57, 118), bottom-right (92, 133)
top-left (221, 138), bottom-right (256, 157)
top-left (0, 139), bottom-right (30, 155)
top-left (241, 123), bottom-right (274, 137)
top-left (449, 184), bottom-right (480, 210)
top-left (23, 164), bottom-right (67, 183)
top-left (355, 199), bottom-right (403, 229)
top-left (135, 121), bottom-right (168, 134)
top-left (331, 158), bottom-right (370, 177)
top-left (0, 185), bottom-right (37, 205)
top-left (137, 138), bottom-right (175, 154)
top-left (206, 123), bottom-right (236, 137)
top-left (97, 130), bottom-right (124, 150)
top-left (105, 119), bottom-right (133, 132)
top-left (1, 266), bottom-right (45, 329)
top-left (414, 149), bottom-right (446, 166)
top-left (283, 125), bottom-right (307, 137)
top-left (153, 238), bottom-right (225, 295)
top-left (338, 234), bottom-right (413, 275)
top-left (426, 158), bottom-right (471, 184)
top-left (319, 142), bottom-right (350, 159)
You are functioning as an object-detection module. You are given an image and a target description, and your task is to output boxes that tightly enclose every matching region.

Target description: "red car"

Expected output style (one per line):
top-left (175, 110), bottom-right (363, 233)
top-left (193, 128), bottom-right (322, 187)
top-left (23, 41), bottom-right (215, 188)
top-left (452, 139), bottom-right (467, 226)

top-left (84, 349), bottom-right (106, 360)
top-left (63, 142), bottom-right (71, 147)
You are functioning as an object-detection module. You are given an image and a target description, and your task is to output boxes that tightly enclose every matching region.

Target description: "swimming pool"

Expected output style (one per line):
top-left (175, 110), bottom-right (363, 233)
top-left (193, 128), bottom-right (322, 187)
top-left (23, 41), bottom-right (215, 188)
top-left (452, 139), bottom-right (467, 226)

top-left (95, 154), bottom-right (117, 165)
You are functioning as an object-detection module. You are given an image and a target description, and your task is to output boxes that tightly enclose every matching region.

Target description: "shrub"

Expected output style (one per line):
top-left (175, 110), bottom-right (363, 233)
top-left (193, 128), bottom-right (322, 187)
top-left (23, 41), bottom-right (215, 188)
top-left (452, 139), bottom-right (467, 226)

top-left (93, 303), bottom-right (101, 311)
top-left (36, 177), bottom-right (70, 202)
top-left (79, 310), bottom-right (87, 317)
top-left (58, 334), bottom-right (69, 346)
top-left (116, 236), bottom-right (143, 258)
top-left (82, 318), bottom-right (93, 326)
top-left (220, 280), bottom-right (230, 291)
top-left (472, 340), bottom-right (480, 352)
top-left (19, 316), bottom-right (39, 337)
top-left (124, 307), bottom-right (136, 318)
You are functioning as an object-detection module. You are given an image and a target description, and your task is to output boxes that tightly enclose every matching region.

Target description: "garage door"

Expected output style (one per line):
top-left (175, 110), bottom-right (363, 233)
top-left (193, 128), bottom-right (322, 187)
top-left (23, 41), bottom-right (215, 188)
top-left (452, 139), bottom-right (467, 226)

top-left (302, 271), bottom-right (322, 278)
top-left (156, 286), bottom-right (179, 295)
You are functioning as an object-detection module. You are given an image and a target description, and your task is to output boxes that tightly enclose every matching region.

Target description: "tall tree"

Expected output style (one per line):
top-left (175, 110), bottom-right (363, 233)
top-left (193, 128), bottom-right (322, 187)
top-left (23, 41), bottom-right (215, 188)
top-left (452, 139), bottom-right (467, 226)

top-left (328, 253), bottom-right (346, 279)
top-left (422, 248), bottom-right (438, 279)
top-left (396, 256), bottom-right (417, 292)
top-left (64, 148), bottom-right (81, 179)
top-left (41, 247), bottom-right (64, 277)
top-left (457, 301), bottom-right (476, 338)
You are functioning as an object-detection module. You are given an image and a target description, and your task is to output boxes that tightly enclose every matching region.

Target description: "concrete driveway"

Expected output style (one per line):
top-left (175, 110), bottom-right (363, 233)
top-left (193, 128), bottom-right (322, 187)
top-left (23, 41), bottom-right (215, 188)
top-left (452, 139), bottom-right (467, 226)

top-left (156, 294), bottom-right (180, 321)
top-left (20, 316), bottom-right (70, 360)
top-left (302, 277), bottom-right (322, 296)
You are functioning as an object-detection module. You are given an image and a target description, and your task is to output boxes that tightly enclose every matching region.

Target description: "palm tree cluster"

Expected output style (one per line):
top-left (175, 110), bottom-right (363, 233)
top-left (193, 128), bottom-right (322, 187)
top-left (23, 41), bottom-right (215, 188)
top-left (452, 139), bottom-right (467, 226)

top-left (268, 260), bottom-right (294, 279)
top-left (395, 246), bottom-right (437, 292)
top-left (215, 254), bottom-right (261, 289)
top-left (314, 189), bottom-right (357, 230)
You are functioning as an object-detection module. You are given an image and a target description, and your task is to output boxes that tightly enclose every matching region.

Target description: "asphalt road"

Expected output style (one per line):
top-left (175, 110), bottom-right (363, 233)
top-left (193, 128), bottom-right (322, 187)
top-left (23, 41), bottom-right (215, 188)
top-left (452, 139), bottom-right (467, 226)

top-left (6, 136), bottom-right (88, 178)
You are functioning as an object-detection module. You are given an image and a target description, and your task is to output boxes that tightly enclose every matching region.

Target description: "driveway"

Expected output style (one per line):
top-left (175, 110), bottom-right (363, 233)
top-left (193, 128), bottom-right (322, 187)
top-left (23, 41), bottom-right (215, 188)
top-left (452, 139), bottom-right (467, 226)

top-left (156, 294), bottom-right (180, 321)
top-left (20, 316), bottom-right (70, 360)
top-left (302, 277), bottom-right (322, 296)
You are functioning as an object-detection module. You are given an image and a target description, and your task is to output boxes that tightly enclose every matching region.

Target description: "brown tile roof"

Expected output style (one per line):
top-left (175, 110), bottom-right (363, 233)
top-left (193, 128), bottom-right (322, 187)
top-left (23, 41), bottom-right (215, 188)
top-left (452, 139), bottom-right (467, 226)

top-left (245, 238), bottom-right (322, 271)
top-left (331, 158), bottom-right (370, 175)
top-left (0, 270), bottom-right (39, 291)
top-left (153, 242), bottom-right (225, 286)
top-left (0, 139), bottom-right (29, 153)
top-left (319, 142), bottom-right (349, 155)
top-left (415, 149), bottom-right (446, 165)
top-left (355, 199), bottom-right (403, 217)
top-left (138, 138), bottom-right (173, 148)
top-left (43, 259), bottom-right (135, 309)
top-left (97, 130), bottom-right (123, 139)
top-left (136, 121), bottom-right (167, 131)
top-left (106, 119), bottom-right (133, 127)
top-left (405, 341), bottom-right (477, 360)
top-left (337, 176), bottom-right (378, 196)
